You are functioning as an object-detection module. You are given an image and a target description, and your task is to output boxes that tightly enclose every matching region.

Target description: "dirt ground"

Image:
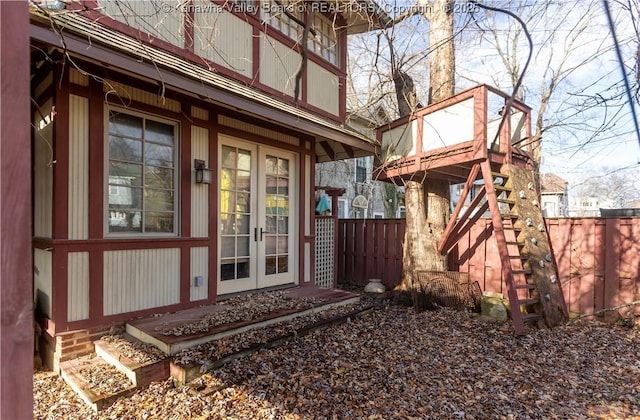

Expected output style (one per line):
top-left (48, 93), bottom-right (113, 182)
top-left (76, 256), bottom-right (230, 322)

top-left (34, 304), bottom-right (640, 419)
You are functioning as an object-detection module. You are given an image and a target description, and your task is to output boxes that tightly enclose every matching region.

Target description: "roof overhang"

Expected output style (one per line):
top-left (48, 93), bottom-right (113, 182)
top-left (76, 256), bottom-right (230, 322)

top-left (29, 11), bottom-right (378, 162)
top-left (326, 0), bottom-right (392, 34)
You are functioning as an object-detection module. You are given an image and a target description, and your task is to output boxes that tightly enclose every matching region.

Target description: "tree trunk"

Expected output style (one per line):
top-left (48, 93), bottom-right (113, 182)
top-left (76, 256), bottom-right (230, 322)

top-left (394, 0), bottom-right (454, 303)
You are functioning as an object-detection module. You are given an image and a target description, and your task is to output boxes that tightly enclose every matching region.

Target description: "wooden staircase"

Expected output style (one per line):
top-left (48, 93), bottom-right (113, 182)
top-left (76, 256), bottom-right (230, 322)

top-left (439, 161), bottom-right (568, 334)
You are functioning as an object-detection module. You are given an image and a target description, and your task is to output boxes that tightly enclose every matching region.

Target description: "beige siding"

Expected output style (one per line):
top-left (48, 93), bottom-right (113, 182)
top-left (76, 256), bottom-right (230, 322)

top-left (381, 120), bottom-right (417, 162)
top-left (34, 73), bottom-right (52, 99)
top-left (34, 98), bottom-right (53, 238)
top-left (191, 126), bottom-right (209, 237)
top-left (104, 80), bottom-right (181, 113)
top-left (307, 61), bottom-right (339, 116)
top-left (191, 106), bottom-right (209, 121)
top-left (34, 249), bottom-right (53, 318)
top-left (219, 115), bottom-right (299, 146)
top-left (259, 34), bottom-right (301, 97)
top-left (194, 5), bottom-right (253, 78)
top-left (190, 247), bottom-right (209, 301)
top-left (103, 248), bottom-right (180, 316)
top-left (68, 95), bottom-right (89, 240)
top-left (99, 0), bottom-right (184, 48)
top-left (69, 68), bottom-right (89, 86)
top-left (67, 252), bottom-right (90, 322)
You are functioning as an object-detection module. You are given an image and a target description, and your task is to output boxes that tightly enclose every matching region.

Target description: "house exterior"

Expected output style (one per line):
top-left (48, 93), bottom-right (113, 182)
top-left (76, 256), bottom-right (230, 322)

top-left (315, 114), bottom-right (403, 218)
top-left (568, 196), bottom-right (616, 217)
top-left (29, 0), bottom-right (383, 366)
top-left (540, 173), bottom-right (568, 217)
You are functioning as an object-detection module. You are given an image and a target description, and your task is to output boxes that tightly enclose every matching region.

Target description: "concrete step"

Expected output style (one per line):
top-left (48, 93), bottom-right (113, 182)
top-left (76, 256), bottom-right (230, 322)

top-left (59, 355), bottom-right (136, 411)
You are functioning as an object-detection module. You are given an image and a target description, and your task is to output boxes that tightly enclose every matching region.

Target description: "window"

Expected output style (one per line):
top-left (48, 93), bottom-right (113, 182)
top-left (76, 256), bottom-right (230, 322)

top-left (308, 14), bottom-right (339, 65)
top-left (337, 197), bottom-right (349, 218)
top-left (107, 109), bottom-right (178, 235)
top-left (261, 0), bottom-right (303, 41)
top-left (355, 157), bottom-right (368, 183)
top-left (397, 206), bottom-right (406, 218)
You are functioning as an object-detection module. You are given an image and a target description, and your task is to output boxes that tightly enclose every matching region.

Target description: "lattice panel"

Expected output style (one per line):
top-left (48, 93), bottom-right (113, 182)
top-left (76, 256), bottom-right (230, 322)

top-left (315, 218), bottom-right (335, 288)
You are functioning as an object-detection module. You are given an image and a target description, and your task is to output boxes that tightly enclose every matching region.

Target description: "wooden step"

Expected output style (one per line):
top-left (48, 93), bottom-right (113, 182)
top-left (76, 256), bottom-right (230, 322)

top-left (493, 185), bottom-right (512, 192)
top-left (500, 213), bottom-right (519, 220)
top-left (59, 355), bottom-right (136, 411)
top-left (497, 198), bottom-right (516, 205)
top-left (491, 171), bottom-right (509, 180)
top-left (94, 334), bottom-right (169, 388)
top-left (512, 268), bottom-right (533, 275)
top-left (518, 298), bottom-right (540, 306)
top-left (522, 313), bottom-right (543, 323)
top-left (516, 284), bottom-right (537, 290)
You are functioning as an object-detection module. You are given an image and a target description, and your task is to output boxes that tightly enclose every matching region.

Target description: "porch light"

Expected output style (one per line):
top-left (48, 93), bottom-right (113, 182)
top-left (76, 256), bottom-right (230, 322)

top-left (194, 159), bottom-right (212, 184)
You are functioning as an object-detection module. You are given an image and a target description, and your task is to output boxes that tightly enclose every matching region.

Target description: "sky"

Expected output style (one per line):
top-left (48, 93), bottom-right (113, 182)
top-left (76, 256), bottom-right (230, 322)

top-left (348, 0), bottom-right (640, 201)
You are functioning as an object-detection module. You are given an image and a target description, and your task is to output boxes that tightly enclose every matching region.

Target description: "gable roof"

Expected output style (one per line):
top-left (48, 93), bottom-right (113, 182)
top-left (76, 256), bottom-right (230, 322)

top-left (540, 173), bottom-right (568, 194)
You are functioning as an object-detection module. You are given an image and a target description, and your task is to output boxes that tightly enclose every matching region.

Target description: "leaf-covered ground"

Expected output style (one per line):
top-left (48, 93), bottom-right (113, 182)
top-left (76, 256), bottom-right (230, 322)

top-left (34, 304), bottom-right (640, 419)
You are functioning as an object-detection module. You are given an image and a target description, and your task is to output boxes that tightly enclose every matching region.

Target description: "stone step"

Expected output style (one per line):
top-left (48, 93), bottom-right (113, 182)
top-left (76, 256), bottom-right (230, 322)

top-left (59, 355), bottom-right (136, 411)
top-left (94, 333), bottom-right (169, 388)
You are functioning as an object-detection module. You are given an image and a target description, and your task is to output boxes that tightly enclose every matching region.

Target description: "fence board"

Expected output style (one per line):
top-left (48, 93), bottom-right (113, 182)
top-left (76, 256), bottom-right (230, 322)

top-left (337, 217), bottom-right (640, 317)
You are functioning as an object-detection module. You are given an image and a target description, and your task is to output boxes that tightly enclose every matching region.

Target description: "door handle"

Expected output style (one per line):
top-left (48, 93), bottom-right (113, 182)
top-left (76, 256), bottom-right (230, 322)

top-left (254, 227), bottom-right (258, 241)
top-left (260, 227), bottom-right (265, 241)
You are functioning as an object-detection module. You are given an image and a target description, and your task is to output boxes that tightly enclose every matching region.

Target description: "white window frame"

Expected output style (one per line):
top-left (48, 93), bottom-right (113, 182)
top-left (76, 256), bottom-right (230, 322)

top-left (397, 206), bottom-right (406, 218)
top-left (104, 106), bottom-right (180, 237)
top-left (337, 197), bottom-right (349, 218)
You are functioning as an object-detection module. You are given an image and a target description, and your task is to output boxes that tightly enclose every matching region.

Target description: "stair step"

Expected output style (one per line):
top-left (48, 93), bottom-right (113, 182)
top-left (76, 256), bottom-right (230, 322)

top-left (500, 213), bottom-right (519, 220)
top-left (522, 313), bottom-right (543, 323)
top-left (59, 355), bottom-right (136, 411)
top-left (512, 268), bottom-right (533, 275)
top-left (516, 284), bottom-right (537, 290)
top-left (518, 298), bottom-right (540, 306)
top-left (94, 334), bottom-right (169, 388)
top-left (493, 185), bottom-right (512, 192)
top-left (497, 198), bottom-right (516, 205)
top-left (492, 171), bottom-right (509, 180)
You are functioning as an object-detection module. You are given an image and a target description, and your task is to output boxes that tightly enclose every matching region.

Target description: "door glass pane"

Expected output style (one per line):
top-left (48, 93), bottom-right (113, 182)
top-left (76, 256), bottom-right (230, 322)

top-left (265, 235), bottom-right (276, 254)
top-left (220, 145), bottom-right (252, 281)
top-left (265, 256), bottom-right (277, 275)
top-left (263, 154), bottom-right (290, 276)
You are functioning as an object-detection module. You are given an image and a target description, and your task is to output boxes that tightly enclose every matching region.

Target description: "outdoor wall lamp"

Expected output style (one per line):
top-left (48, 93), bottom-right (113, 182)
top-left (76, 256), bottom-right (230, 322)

top-left (194, 159), bottom-right (212, 184)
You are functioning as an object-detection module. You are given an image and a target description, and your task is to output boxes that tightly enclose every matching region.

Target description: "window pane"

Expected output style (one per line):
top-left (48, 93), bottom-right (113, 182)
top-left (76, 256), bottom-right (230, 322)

top-left (145, 189), bottom-right (174, 211)
top-left (277, 216), bottom-right (288, 234)
top-left (110, 136), bottom-right (142, 162)
top-left (221, 237), bottom-right (236, 258)
top-left (278, 158), bottom-right (289, 177)
top-left (221, 261), bottom-right (236, 280)
top-left (277, 255), bottom-right (288, 273)
top-left (236, 214), bottom-right (250, 235)
top-left (145, 212), bottom-right (174, 232)
top-left (145, 166), bottom-right (174, 189)
top-left (237, 170), bottom-right (251, 192)
top-left (277, 236), bottom-right (288, 253)
top-left (222, 146), bottom-right (236, 168)
top-left (145, 119), bottom-right (174, 145)
top-left (109, 112), bottom-right (142, 138)
top-left (265, 256), bottom-right (277, 275)
top-left (265, 215), bottom-right (277, 234)
top-left (108, 210), bottom-right (142, 232)
top-left (237, 149), bottom-right (251, 171)
top-left (236, 192), bottom-right (250, 213)
top-left (109, 186), bottom-right (142, 209)
top-left (222, 168), bottom-right (236, 189)
top-left (220, 213), bottom-right (235, 235)
top-left (109, 162), bottom-right (142, 186)
top-left (220, 190), bottom-right (236, 215)
top-left (237, 236), bottom-right (250, 257)
top-left (145, 143), bottom-right (174, 167)
top-left (265, 235), bottom-right (276, 254)
top-left (265, 155), bottom-right (278, 175)
top-left (237, 259), bottom-right (250, 278)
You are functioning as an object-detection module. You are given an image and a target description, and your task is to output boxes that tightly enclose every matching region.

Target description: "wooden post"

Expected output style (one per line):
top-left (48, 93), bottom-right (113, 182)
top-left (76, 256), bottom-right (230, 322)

top-left (1, 2), bottom-right (33, 418)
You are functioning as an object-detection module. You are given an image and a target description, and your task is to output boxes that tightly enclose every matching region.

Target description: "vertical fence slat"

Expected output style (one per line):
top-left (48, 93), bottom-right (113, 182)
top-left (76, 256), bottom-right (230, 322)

top-left (604, 218), bottom-right (621, 321)
top-left (593, 220), bottom-right (606, 314)
top-left (579, 218), bottom-right (596, 317)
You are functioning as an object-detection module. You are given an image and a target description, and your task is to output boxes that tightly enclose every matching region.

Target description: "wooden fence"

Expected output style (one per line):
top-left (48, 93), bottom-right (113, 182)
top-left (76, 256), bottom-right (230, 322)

top-left (336, 217), bottom-right (640, 316)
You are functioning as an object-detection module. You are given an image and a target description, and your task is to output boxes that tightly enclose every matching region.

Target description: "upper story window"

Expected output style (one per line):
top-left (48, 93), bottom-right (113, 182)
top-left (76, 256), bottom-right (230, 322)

top-left (261, 1), bottom-right (339, 66)
top-left (107, 109), bottom-right (179, 235)
top-left (308, 14), bottom-right (338, 65)
top-left (355, 157), bottom-right (368, 183)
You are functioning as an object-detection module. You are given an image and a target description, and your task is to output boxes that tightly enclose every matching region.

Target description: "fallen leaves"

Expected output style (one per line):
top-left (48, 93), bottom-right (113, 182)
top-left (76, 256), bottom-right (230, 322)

top-left (34, 297), bottom-right (640, 419)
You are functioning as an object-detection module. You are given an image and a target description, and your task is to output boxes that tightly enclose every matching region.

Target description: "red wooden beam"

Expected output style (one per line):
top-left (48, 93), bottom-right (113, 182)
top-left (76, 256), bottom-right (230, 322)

top-left (438, 163), bottom-right (480, 253)
top-left (440, 185), bottom-right (488, 253)
top-left (1, 2), bottom-right (33, 418)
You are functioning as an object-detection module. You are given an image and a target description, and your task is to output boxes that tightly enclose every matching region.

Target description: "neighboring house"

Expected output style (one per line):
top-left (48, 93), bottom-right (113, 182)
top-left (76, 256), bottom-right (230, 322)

top-left (540, 173), bottom-right (568, 217)
top-left (568, 196), bottom-right (616, 217)
top-left (29, 1), bottom-right (383, 366)
top-left (315, 114), bottom-right (403, 218)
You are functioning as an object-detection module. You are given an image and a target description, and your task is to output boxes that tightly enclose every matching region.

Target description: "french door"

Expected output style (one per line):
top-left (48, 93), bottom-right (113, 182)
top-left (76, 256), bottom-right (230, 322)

top-left (217, 135), bottom-right (297, 295)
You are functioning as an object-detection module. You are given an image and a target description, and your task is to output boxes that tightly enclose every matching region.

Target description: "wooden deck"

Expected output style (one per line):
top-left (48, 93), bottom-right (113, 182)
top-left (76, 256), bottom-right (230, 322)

top-left (127, 286), bottom-right (361, 355)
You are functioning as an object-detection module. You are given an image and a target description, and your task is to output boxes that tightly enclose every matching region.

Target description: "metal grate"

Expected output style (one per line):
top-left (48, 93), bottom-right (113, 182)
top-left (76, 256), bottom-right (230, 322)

top-left (414, 271), bottom-right (482, 311)
top-left (314, 218), bottom-right (334, 288)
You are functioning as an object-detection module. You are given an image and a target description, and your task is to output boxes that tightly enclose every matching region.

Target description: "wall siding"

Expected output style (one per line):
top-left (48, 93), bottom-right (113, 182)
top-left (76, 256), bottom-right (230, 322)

top-left (34, 98), bottom-right (53, 238)
top-left (259, 34), bottom-right (301, 98)
top-left (34, 249), bottom-right (53, 318)
top-left (68, 94), bottom-right (89, 240)
top-left (104, 80), bottom-right (181, 113)
top-left (69, 68), bottom-right (89, 86)
top-left (191, 105), bottom-right (209, 121)
top-left (219, 115), bottom-right (299, 146)
top-left (100, 0), bottom-right (184, 48)
top-left (307, 61), bottom-right (339, 116)
top-left (194, 5), bottom-right (253, 78)
top-left (191, 126), bottom-right (209, 237)
top-left (67, 252), bottom-right (90, 322)
top-left (190, 247), bottom-right (209, 301)
top-left (103, 248), bottom-right (180, 316)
